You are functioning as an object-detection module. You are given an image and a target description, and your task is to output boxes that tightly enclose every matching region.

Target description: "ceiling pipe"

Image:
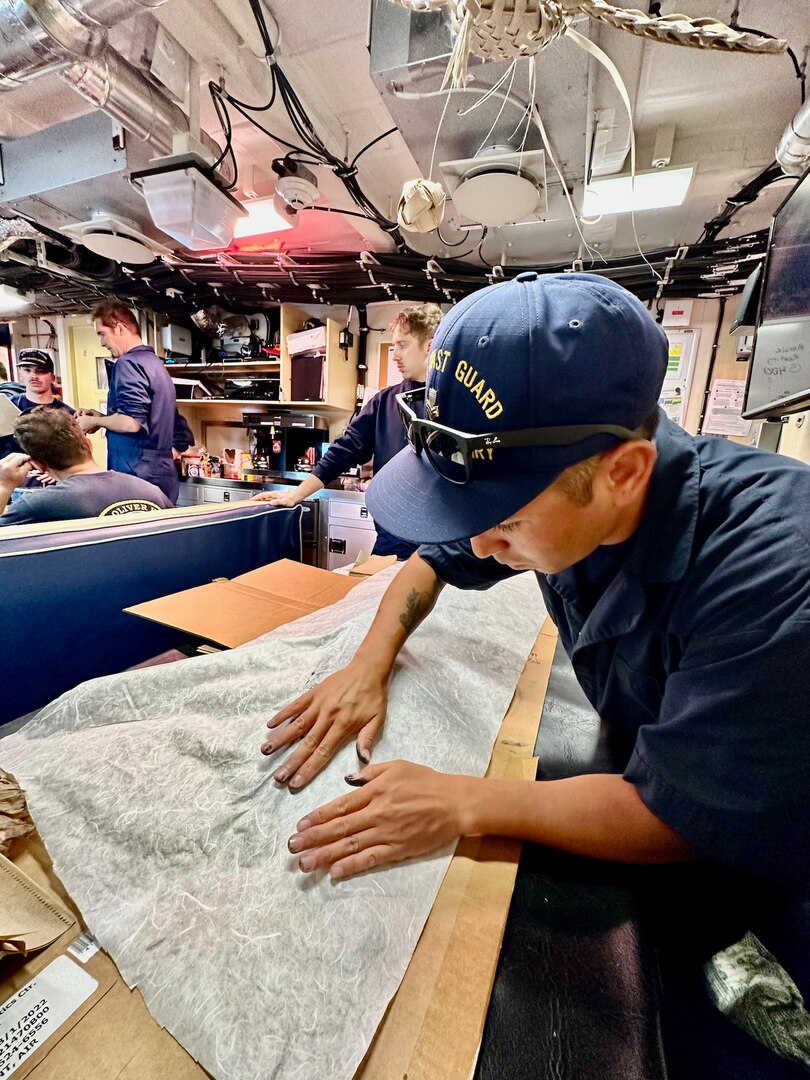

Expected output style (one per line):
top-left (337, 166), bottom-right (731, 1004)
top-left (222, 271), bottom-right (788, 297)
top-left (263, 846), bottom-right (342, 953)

top-left (60, 49), bottom-right (228, 172)
top-left (0, 0), bottom-right (166, 88)
top-left (776, 96), bottom-right (810, 176)
top-left (0, 0), bottom-right (232, 182)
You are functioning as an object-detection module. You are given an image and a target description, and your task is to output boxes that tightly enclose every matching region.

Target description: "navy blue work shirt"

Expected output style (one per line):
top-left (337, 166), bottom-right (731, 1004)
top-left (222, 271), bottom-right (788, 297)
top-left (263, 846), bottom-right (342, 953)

top-left (106, 344), bottom-right (178, 504)
top-left (420, 416), bottom-right (810, 884)
top-left (314, 380), bottom-right (423, 559)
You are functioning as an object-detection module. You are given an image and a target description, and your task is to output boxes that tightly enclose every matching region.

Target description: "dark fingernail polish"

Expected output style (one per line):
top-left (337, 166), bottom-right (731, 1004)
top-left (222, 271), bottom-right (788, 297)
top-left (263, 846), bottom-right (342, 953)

top-left (289, 773), bottom-right (303, 790)
top-left (288, 834), bottom-right (303, 853)
top-left (345, 773), bottom-right (368, 787)
top-left (357, 747), bottom-right (370, 764)
top-left (299, 855), bottom-right (315, 872)
top-left (274, 768), bottom-right (288, 783)
top-left (262, 743), bottom-right (274, 755)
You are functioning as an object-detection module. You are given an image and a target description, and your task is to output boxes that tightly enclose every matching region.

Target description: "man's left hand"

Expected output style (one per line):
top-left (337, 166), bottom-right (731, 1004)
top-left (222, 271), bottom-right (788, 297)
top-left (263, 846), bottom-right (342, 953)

top-left (287, 760), bottom-right (469, 880)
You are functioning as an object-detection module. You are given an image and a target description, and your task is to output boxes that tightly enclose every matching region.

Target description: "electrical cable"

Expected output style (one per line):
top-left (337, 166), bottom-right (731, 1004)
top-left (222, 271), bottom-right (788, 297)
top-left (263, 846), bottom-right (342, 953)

top-left (698, 161), bottom-right (789, 243)
top-left (436, 225), bottom-right (479, 247)
top-left (729, 17), bottom-right (806, 104)
top-left (350, 127), bottom-right (399, 168)
top-left (207, 83), bottom-right (239, 189)
top-left (453, 226), bottom-right (489, 260)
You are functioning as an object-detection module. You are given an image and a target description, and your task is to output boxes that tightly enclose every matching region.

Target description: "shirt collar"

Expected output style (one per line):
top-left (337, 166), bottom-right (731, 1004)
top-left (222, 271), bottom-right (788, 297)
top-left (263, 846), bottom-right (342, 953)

top-left (629, 414), bottom-right (700, 584)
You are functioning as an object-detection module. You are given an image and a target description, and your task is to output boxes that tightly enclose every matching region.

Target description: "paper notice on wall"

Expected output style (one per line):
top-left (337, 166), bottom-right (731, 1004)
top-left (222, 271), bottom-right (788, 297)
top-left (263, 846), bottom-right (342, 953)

top-left (702, 378), bottom-right (752, 436)
top-left (0, 955), bottom-right (97, 1078)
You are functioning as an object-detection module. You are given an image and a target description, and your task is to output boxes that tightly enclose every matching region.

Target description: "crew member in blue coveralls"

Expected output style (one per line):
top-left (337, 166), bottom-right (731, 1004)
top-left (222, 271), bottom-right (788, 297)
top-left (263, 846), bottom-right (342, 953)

top-left (251, 304), bottom-right (443, 559)
top-left (261, 275), bottom-right (810, 947)
top-left (74, 301), bottom-right (178, 504)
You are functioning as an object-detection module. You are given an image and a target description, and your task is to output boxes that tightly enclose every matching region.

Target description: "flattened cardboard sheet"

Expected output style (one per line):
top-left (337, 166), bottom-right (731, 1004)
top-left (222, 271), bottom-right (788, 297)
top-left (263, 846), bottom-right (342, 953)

top-left (125, 559), bottom-right (360, 648)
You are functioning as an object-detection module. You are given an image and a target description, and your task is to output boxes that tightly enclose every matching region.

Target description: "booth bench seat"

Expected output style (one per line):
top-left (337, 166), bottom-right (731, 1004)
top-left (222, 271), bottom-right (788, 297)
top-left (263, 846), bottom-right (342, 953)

top-left (0, 502), bottom-right (304, 723)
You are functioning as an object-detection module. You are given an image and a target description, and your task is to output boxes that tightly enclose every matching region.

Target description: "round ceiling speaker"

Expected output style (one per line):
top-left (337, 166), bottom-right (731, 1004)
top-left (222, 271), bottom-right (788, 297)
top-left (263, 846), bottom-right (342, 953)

top-left (452, 169), bottom-right (541, 227)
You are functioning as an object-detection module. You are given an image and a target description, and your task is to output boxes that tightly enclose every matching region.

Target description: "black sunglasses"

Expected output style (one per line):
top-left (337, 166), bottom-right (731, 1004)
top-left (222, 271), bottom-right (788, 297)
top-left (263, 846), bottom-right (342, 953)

top-left (396, 387), bottom-right (642, 486)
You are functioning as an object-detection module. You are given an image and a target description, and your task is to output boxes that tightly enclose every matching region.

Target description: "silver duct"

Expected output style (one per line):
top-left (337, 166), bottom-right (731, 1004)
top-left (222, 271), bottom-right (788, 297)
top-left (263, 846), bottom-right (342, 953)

top-left (0, 0), bottom-right (166, 88)
top-left (0, 0), bottom-right (232, 182)
top-left (776, 96), bottom-right (810, 177)
top-left (61, 49), bottom-right (225, 168)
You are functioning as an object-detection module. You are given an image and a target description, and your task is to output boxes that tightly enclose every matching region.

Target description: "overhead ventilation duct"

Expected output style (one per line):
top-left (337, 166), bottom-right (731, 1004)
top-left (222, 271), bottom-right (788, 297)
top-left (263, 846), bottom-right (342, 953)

top-left (62, 213), bottom-right (171, 264)
top-left (0, 0), bottom-right (166, 88)
top-left (776, 97), bottom-right (810, 177)
top-left (439, 146), bottom-right (547, 227)
top-left (0, 0), bottom-right (231, 182)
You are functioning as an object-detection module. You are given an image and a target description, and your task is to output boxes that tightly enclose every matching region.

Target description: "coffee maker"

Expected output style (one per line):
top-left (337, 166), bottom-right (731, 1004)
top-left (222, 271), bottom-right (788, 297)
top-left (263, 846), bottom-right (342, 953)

top-left (242, 412), bottom-right (328, 477)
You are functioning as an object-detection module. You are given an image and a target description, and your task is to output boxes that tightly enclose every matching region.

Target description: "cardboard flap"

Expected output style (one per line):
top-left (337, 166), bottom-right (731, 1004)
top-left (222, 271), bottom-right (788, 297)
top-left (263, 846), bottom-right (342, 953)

top-left (233, 559), bottom-right (359, 605)
top-left (126, 581), bottom-right (320, 649)
top-left (126, 560), bottom-right (362, 649)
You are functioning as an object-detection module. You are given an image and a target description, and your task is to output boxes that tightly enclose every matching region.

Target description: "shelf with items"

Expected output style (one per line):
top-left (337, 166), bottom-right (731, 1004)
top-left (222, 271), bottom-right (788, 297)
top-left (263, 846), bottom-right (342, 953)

top-left (280, 305), bottom-right (358, 411)
top-left (165, 360), bottom-right (281, 376)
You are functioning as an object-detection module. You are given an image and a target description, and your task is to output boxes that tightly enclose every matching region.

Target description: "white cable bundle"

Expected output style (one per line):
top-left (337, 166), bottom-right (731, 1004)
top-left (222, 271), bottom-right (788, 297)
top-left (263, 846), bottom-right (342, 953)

top-left (397, 178), bottom-right (447, 233)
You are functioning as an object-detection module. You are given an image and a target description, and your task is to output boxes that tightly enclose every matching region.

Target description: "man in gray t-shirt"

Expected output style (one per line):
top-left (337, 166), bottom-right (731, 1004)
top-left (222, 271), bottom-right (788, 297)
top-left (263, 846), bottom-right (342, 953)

top-left (0, 406), bottom-right (171, 527)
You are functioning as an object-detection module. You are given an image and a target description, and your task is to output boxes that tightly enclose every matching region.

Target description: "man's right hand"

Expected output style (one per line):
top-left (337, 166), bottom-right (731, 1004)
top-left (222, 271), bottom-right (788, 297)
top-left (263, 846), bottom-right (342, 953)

top-left (250, 490), bottom-right (300, 507)
top-left (0, 452), bottom-right (32, 489)
top-left (261, 661), bottom-right (389, 791)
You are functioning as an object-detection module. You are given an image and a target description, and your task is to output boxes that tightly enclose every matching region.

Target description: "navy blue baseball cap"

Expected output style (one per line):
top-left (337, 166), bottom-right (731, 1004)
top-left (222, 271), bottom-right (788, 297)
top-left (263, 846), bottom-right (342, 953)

top-left (17, 349), bottom-right (55, 373)
top-left (366, 272), bottom-right (668, 544)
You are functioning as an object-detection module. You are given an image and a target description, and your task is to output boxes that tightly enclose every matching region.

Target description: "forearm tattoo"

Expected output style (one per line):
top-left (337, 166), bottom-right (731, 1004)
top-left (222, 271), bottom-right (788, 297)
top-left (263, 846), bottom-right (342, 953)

top-left (399, 588), bottom-right (432, 634)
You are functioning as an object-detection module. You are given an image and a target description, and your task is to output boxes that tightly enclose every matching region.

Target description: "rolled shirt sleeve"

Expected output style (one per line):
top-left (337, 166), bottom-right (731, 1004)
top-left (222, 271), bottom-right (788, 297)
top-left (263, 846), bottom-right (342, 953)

top-left (112, 355), bottom-right (152, 432)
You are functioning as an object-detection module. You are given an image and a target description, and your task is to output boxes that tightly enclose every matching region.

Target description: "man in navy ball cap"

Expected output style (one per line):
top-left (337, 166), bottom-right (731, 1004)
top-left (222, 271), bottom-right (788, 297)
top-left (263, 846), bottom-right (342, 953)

top-left (265, 273), bottom-right (810, 925)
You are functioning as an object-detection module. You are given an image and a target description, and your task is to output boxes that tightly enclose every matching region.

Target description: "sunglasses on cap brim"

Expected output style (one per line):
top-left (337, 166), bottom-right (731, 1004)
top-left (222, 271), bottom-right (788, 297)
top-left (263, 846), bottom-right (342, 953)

top-left (396, 386), bottom-right (643, 486)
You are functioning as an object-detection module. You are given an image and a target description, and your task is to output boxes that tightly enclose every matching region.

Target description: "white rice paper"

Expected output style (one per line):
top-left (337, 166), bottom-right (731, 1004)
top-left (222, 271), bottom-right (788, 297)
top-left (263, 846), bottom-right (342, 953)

top-left (1, 567), bottom-right (544, 1079)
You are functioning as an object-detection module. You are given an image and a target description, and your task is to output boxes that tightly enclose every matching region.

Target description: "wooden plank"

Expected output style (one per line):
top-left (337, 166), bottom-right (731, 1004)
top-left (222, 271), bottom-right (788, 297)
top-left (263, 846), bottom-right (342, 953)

top-left (356, 619), bottom-right (558, 1079)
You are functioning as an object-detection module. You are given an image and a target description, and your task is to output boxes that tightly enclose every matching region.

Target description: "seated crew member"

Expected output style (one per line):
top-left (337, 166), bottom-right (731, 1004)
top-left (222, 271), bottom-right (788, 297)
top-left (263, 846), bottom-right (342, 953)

top-left (75, 302), bottom-right (179, 504)
top-left (257, 273), bottom-right (810, 927)
top-left (0, 406), bottom-right (172, 526)
top-left (250, 303), bottom-right (443, 559)
top-left (0, 349), bottom-right (74, 459)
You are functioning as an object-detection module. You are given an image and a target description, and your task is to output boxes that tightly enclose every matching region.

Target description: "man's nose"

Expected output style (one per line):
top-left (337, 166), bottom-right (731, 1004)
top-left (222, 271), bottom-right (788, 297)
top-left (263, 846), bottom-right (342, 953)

top-left (470, 529), bottom-right (508, 560)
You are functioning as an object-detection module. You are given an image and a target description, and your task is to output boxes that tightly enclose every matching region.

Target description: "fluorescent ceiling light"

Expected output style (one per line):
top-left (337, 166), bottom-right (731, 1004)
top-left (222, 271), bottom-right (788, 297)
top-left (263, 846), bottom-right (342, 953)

top-left (0, 284), bottom-right (35, 315)
top-left (233, 196), bottom-right (296, 237)
top-left (582, 165), bottom-right (695, 217)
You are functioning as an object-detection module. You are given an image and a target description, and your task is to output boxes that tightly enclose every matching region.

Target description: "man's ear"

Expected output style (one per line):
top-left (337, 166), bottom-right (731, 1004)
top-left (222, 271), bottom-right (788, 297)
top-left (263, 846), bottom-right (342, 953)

top-left (601, 441), bottom-right (657, 505)
top-left (422, 336), bottom-right (433, 357)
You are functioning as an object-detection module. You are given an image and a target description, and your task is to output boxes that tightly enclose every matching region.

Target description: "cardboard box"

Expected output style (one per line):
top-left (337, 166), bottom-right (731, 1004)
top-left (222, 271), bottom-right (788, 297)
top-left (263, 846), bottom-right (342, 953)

top-left (4, 558), bottom-right (558, 1079)
top-left (125, 558), bottom-right (361, 648)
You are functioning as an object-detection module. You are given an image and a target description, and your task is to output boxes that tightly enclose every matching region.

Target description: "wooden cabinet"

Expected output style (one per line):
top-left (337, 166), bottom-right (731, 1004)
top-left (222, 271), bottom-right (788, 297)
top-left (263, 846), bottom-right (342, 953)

top-left (280, 305), bottom-right (358, 410)
top-left (165, 303), bottom-right (358, 417)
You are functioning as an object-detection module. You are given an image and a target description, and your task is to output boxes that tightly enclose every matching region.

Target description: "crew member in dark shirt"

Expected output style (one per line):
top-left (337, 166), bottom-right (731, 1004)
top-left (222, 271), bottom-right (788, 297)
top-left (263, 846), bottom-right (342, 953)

top-left (0, 406), bottom-right (171, 526)
top-left (0, 349), bottom-right (74, 459)
top-left (75, 302), bottom-right (178, 503)
top-left (251, 304), bottom-right (444, 559)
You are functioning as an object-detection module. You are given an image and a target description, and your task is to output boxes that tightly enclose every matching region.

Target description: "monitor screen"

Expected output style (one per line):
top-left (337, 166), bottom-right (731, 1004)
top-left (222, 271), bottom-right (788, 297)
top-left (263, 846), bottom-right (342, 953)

top-left (743, 167), bottom-right (810, 419)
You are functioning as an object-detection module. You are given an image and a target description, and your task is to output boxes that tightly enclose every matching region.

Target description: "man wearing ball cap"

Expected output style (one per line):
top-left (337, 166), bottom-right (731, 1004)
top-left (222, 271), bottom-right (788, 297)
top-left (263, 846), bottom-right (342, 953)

top-left (267, 273), bottom-right (810, 905)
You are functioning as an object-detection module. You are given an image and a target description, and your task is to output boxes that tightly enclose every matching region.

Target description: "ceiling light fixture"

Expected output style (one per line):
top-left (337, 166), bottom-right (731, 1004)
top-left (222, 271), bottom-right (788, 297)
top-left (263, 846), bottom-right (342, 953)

top-left (582, 164), bottom-right (695, 217)
top-left (132, 156), bottom-right (248, 251)
top-left (233, 195), bottom-right (296, 238)
top-left (0, 284), bottom-right (35, 315)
